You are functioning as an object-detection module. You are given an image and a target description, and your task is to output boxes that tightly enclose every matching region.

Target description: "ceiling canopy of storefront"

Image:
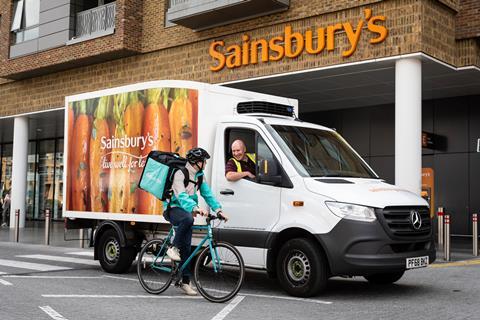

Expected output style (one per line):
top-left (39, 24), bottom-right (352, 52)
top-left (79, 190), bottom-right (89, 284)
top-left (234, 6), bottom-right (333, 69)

top-left (224, 55), bottom-right (480, 114)
top-left (0, 109), bottom-right (64, 144)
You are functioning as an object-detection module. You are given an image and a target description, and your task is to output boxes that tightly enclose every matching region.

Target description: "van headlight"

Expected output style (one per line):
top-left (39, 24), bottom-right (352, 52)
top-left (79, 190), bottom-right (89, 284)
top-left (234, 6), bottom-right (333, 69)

top-left (325, 201), bottom-right (376, 222)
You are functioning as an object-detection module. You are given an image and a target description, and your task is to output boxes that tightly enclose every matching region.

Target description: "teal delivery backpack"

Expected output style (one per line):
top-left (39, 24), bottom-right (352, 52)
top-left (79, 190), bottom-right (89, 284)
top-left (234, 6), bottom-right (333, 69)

top-left (138, 151), bottom-right (189, 201)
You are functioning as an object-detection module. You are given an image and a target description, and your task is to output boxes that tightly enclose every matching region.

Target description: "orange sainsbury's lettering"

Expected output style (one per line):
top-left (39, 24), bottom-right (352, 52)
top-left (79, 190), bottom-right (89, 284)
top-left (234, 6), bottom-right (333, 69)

top-left (209, 9), bottom-right (388, 72)
top-left (209, 41), bottom-right (226, 72)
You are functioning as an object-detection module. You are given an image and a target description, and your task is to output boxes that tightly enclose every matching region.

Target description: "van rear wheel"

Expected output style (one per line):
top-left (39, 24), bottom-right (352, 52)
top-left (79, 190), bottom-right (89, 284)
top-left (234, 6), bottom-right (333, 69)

top-left (276, 238), bottom-right (327, 297)
top-left (98, 229), bottom-right (136, 273)
top-left (364, 271), bottom-right (405, 285)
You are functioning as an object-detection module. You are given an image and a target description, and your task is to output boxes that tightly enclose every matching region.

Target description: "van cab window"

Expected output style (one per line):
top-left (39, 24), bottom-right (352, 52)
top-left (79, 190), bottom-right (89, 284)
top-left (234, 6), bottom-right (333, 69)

top-left (270, 125), bottom-right (377, 178)
top-left (225, 129), bottom-right (256, 182)
top-left (225, 128), bottom-right (291, 187)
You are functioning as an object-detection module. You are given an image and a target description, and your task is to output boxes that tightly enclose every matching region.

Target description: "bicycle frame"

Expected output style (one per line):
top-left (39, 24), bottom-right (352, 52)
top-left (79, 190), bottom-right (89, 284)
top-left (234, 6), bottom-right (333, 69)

top-left (151, 223), bottom-right (222, 274)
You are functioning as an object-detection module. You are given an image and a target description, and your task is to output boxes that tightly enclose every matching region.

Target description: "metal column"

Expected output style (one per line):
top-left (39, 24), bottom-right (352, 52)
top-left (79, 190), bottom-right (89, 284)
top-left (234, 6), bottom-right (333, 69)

top-left (444, 214), bottom-right (450, 261)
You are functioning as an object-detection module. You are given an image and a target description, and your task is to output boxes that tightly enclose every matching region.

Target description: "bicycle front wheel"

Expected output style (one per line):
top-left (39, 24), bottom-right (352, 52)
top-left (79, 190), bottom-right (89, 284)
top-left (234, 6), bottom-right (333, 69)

top-left (194, 242), bottom-right (245, 303)
top-left (137, 239), bottom-right (174, 294)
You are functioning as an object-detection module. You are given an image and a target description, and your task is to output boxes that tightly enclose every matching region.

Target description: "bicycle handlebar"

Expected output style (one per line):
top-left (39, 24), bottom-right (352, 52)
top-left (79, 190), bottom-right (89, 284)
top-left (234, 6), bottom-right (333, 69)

top-left (205, 213), bottom-right (226, 224)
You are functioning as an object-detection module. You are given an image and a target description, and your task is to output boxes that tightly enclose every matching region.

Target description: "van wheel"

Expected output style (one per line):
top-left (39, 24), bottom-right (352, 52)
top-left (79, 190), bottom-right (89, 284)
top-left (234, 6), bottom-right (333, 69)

top-left (276, 238), bottom-right (327, 297)
top-left (98, 229), bottom-right (136, 273)
top-left (364, 271), bottom-right (405, 284)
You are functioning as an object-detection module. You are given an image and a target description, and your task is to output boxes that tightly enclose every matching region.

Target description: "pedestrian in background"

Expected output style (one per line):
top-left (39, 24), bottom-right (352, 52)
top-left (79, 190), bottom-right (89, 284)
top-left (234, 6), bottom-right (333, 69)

top-left (1, 190), bottom-right (10, 227)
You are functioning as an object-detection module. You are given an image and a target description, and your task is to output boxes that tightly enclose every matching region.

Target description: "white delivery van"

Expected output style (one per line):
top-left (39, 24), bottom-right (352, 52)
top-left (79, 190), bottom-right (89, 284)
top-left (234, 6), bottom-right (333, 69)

top-left (64, 80), bottom-right (435, 297)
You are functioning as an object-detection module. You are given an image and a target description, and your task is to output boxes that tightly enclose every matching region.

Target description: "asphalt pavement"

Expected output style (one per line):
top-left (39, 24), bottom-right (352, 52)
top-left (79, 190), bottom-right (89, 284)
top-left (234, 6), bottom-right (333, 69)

top-left (1, 233), bottom-right (480, 320)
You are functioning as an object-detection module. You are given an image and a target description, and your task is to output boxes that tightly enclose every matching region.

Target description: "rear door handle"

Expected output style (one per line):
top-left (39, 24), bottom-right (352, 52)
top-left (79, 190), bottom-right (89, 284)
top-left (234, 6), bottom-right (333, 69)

top-left (220, 189), bottom-right (234, 195)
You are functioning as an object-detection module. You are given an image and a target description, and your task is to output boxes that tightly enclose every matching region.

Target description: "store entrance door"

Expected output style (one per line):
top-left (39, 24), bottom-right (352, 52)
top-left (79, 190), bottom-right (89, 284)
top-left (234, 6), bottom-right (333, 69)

top-left (26, 139), bottom-right (64, 221)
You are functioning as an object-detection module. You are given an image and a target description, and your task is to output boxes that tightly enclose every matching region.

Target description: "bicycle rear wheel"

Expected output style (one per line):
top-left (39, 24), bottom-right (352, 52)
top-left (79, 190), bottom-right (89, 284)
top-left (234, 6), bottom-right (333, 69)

top-left (194, 242), bottom-right (245, 303)
top-left (137, 239), bottom-right (174, 294)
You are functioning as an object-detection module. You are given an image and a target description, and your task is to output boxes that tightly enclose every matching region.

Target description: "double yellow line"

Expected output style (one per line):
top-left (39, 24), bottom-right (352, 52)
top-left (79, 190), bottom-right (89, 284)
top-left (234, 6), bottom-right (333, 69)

top-left (429, 259), bottom-right (480, 268)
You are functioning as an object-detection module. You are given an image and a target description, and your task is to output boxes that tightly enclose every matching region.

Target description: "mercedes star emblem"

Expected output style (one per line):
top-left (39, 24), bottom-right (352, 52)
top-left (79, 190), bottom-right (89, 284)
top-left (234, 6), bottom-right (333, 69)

top-left (410, 210), bottom-right (422, 230)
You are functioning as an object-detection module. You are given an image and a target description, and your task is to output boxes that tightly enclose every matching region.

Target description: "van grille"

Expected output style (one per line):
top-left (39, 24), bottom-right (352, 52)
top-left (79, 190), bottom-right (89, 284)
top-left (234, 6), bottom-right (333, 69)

top-left (377, 207), bottom-right (432, 239)
top-left (237, 101), bottom-right (294, 117)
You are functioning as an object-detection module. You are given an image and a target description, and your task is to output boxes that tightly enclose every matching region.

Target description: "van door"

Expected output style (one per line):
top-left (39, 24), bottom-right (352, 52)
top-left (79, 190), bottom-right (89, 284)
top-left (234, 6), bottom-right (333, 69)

top-left (214, 124), bottom-right (286, 260)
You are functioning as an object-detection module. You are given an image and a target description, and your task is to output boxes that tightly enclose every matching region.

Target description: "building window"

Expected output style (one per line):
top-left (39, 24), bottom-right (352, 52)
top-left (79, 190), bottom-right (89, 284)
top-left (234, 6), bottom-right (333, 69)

top-left (10, 0), bottom-right (40, 44)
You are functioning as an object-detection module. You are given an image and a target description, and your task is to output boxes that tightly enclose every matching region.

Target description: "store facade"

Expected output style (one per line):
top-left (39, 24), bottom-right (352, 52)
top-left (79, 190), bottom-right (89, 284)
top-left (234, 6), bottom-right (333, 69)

top-left (0, 0), bottom-right (479, 235)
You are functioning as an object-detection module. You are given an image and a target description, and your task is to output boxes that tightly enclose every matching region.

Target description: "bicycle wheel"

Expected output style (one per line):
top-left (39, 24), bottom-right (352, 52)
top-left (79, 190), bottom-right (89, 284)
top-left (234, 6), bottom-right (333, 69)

top-left (137, 239), bottom-right (174, 294)
top-left (194, 242), bottom-right (245, 303)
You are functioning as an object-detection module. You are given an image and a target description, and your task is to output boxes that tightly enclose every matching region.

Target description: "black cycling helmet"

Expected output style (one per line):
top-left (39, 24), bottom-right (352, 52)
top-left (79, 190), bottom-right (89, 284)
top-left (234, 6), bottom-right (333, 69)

top-left (186, 147), bottom-right (210, 163)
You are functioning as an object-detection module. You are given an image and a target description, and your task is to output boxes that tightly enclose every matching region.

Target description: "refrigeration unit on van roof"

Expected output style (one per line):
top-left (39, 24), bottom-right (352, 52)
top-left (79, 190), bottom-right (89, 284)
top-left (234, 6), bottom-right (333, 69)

top-left (236, 101), bottom-right (295, 118)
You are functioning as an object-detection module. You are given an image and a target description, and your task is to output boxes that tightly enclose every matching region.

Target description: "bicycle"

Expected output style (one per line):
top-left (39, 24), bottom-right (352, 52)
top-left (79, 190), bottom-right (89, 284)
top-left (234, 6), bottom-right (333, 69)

top-left (137, 213), bottom-right (245, 303)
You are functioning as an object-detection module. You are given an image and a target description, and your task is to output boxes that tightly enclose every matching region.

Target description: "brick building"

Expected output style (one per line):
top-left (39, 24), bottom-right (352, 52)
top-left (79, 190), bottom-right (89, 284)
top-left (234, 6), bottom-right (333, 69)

top-left (0, 0), bottom-right (479, 236)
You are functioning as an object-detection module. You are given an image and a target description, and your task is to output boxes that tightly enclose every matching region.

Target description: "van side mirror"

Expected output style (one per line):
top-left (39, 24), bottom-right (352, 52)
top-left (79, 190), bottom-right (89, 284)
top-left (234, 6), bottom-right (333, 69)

top-left (258, 159), bottom-right (289, 187)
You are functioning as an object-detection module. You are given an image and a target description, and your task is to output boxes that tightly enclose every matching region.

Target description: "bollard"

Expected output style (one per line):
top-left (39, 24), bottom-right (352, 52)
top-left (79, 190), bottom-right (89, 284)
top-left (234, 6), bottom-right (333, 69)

top-left (438, 207), bottom-right (444, 245)
top-left (45, 209), bottom-right (51, 245)
top-left (444, 214), bottom-right (450, 261)
top-left (14, 209), bottom-right (20, 242)
top-left (473, 213), bottom-right (478, 257)
top-left (79, 229), bottom-right (85, 248)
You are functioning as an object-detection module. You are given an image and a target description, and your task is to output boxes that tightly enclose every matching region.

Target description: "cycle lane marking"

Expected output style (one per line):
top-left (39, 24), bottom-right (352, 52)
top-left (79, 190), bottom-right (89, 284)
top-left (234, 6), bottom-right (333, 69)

top-left (39, 306), bottom-right (68, 320)
top-left (211, 295), bottom-right (245, 320)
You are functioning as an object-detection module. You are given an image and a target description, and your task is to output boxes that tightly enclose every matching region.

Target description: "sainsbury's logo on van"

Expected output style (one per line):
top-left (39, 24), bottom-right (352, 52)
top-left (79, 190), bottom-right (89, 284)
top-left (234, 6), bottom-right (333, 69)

top-left (100, 133), bottom-right (154, 151)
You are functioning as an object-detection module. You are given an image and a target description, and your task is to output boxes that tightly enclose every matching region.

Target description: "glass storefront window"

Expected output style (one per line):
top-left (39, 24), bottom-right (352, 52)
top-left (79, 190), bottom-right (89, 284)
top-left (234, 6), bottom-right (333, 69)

top-left (37, 140), bottom-right (56, 219)
top-left (54, 139), bottom-right (64, 220)
top-left (26, 141), bottom-right (38, 220)
top-left (2, 138), bottom-right (64, 222)
top-left (1, 144), bottom-right (13, 197)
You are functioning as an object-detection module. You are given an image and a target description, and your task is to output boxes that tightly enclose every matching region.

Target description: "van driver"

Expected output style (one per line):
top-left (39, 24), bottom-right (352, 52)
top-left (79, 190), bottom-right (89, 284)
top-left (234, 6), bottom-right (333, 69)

top-left (225, 139), bottom-right (256, 181)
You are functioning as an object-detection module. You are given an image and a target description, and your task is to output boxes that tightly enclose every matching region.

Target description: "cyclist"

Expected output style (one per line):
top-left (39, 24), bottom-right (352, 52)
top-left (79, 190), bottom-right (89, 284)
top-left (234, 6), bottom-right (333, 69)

top-left (164, 147), bottom-right (227, 296)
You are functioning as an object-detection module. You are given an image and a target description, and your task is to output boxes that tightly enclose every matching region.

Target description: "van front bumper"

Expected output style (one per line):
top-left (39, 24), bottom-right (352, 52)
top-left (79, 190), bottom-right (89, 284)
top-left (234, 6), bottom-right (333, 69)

top-left (315, 217), bottom-right (436, 276)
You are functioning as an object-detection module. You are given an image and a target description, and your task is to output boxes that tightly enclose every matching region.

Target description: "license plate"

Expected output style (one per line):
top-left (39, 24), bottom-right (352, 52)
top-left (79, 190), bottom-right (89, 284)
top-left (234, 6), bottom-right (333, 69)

top-left (406, 256), bottom-right (429, 269)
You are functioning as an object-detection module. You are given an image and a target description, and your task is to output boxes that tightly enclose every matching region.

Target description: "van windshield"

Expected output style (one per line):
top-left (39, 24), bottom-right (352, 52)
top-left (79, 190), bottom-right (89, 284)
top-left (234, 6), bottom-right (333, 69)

top-left (269, 125), bottom-right (378, 178)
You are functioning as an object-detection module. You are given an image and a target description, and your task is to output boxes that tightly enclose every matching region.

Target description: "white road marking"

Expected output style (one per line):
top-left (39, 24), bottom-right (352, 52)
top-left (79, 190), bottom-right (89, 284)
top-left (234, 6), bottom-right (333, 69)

top-left (0, 259), bottom-right (71, 272)
top-left (211, 295), bottom-right (245, 320)
top-left (65, 251), bottom-right (94, 257)
top-left (39, 306), bottom-right (68, 320)
top-left (17, 254), bottom-right (97, 266)
top-left (0, 278), bottom-right (13, 286)
top-left (0, 271), bottom-right (6, 275)
top-left (42, 294), bottom-right (201, 299)
top-left (103, 275), bottom-right (139, 282)
top-left (104, 275), bottom-right (332, 304)
top-left (42, 293), bottom-right (331, 305)
top-left (240, 292), bottom-right (332, 305)
top-left (4, 275), bottom-right (103, 279)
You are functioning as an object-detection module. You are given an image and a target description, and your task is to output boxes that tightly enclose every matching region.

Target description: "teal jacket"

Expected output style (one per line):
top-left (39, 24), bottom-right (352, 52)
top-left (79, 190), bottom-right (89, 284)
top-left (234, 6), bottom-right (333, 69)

top-left (164, 170), bottom-right (222, 213)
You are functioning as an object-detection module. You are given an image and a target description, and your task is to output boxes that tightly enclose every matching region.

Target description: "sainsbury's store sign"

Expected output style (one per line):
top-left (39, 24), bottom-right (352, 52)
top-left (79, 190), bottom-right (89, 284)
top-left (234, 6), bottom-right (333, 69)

top-left (209, 9), bottom-right (388, 72)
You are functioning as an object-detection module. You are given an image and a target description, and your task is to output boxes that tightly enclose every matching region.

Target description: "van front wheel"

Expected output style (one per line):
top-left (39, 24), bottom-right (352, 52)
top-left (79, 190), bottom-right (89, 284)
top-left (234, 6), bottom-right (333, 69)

top-left (276, 238), bottom-right (327, 297)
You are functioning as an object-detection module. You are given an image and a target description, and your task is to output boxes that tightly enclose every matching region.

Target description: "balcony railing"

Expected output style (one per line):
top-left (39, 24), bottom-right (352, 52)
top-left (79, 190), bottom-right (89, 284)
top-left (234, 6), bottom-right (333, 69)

top-left (75, 2), bottom-right (116, 39)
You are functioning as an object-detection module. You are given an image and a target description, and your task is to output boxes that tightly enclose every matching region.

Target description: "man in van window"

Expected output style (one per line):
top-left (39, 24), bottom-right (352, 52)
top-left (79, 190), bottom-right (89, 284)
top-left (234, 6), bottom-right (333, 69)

top-left (225, 139), bottom-right (256, 181)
